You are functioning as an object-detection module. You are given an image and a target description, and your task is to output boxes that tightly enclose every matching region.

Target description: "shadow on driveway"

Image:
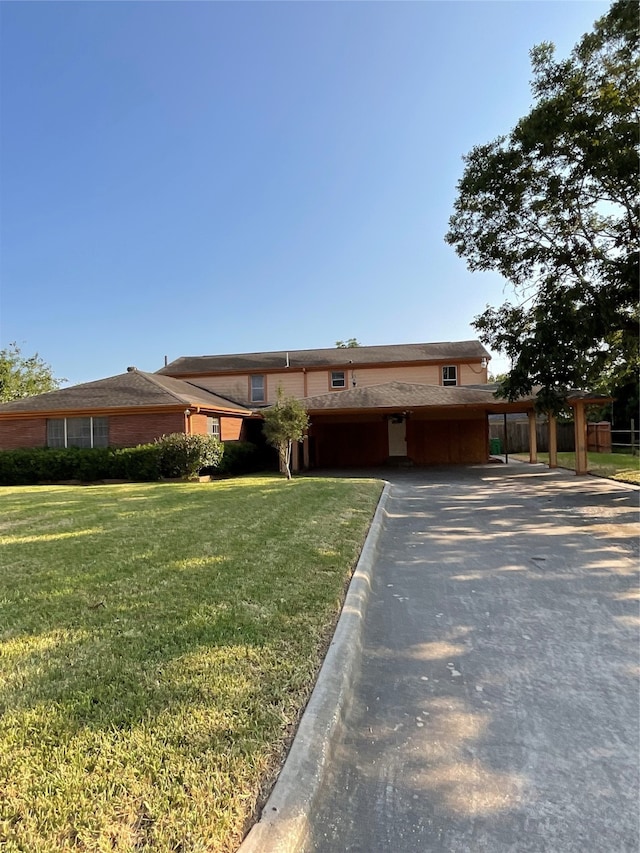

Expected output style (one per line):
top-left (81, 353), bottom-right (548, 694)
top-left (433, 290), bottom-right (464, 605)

top-left (305, 464), bottom-right (639, 853)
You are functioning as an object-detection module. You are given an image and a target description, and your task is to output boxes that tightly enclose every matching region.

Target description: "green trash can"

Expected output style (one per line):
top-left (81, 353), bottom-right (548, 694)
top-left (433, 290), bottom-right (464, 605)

top-left (490, 437), bottom-right (502, 455)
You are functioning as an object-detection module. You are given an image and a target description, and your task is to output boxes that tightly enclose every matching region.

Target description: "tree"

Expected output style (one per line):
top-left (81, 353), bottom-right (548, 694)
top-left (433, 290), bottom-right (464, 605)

top-left (262, 387), bottom-right (310, 480)
top-left (0, 342), bottom-right (65, 402)
top-left (445, 0), bottom-right (639, 414)
top-left (335, 338), bottom-right (361, 348)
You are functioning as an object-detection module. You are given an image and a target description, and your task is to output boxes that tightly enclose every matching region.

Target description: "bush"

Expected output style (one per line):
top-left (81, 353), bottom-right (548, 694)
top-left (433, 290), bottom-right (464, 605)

top-left (217, 441), bottom-right (266, 476)
top-left (155, 434), bottom-right (224, 479)
top-left (0, 445), bottom-right (162, 486)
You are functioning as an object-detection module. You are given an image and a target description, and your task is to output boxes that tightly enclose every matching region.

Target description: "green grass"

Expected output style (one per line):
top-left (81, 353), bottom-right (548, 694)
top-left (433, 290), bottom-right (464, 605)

top-left (514, 451), bottom-right (640, 484)
top-left (0, 475), bottom-right (383, 852)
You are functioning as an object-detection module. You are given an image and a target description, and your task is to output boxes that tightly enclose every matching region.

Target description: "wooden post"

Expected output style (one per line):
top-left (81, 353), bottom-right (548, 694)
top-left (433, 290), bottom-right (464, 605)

top-left (573, 402), bottom-right (588, 474)
top-left (528, 410), bottom-right (538, 464)
top-left (503, 413), bottom-right (509, 463)
top-left (303, 435), bottom-right (310, 469)
top-left (548, 413), bottom-right (558, 469)
top-left (291, 440), bottom-right (300, 473)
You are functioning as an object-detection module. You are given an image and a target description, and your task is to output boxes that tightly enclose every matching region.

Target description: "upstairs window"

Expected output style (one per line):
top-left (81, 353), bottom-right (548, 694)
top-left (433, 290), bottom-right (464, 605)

top-left (207, 416), bottom-right (220, 439)
top-left (250, 375), bottom-right (265, 403)
top-left (331, 370), bottom-right (346, 389)
top-left (442, 366), bottom-right (458, 387)
top-left (47, 417), bottom-right (109, 448)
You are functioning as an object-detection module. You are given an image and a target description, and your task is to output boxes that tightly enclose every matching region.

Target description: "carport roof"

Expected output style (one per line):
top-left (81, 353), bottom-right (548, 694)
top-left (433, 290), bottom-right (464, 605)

top-left (300, 382), bottom-right (612, 414)
top-left (301, 381), bottom-right (517, 411)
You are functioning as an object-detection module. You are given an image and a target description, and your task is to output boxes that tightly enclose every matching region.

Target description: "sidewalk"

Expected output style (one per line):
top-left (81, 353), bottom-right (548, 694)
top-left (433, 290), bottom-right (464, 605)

top-left (305, 464), bottom-right (639, 852)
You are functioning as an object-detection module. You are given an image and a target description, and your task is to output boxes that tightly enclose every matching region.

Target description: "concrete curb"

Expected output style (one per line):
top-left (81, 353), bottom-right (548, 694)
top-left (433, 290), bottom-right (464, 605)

top-left (237, 481), bottom-right (391, 853)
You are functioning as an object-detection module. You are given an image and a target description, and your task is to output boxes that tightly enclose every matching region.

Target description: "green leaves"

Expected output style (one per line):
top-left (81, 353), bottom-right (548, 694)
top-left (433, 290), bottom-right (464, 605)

top-left (0, 342), bottom-right (64, 402)
top-left (262, 388), bottom-right (310, 479)
top-left (446, 0), bottom-right (639, 415)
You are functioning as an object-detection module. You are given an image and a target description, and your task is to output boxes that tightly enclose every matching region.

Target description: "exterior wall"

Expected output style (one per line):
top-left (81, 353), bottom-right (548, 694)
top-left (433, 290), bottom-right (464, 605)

top-left (0, 417), bottom-right (47, 449)
top-left (458, 363), bottom-right (488, 385)
top-left (310, 415), bottom-right (389, 468)
top-left (181, 360), bottom-right (488, 404)
top-left (193, 371), bottom-right (306, 405)
top-left (407, 415), bottom-right (488, 464)
top-left (220, 417), bottom-right (244, 441)
top-left (0, 412), bottom-right (188, 450)
top-left (307, 411), bottom-right (489, 468)
top-left (177, 412), bottom-right (244, 442)
top-left (109, 412), bottom-right (185, 447)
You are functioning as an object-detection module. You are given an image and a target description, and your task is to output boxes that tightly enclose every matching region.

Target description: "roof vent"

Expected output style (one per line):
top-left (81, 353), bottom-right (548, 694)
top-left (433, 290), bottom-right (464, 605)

top-left (127, 366), bottom-right (137, 372)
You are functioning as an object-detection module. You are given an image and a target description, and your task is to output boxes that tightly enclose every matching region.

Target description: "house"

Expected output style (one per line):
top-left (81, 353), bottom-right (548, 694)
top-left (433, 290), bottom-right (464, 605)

top-left (0, 368), bottom-right (251, 451)
top-left (0, 340), bottom-right (607, 473)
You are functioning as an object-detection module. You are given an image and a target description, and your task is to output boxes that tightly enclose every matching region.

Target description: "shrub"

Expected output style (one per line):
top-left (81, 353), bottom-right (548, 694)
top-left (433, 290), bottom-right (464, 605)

top-left (0, 445), bottom-right (162, 486)
top-left (155, 434), bottom-right (224, 479)
top-left (217, 441), bottom-right (265, 476)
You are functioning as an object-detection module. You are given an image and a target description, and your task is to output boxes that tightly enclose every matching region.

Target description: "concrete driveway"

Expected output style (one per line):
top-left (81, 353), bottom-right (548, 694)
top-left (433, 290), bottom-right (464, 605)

top-left (306, 463), bottom-right (639, 853)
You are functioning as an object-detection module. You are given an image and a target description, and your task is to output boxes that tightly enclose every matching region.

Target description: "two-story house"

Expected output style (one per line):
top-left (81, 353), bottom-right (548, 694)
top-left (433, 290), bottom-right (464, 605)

top-left (155, 340), bottom-right (496, 468)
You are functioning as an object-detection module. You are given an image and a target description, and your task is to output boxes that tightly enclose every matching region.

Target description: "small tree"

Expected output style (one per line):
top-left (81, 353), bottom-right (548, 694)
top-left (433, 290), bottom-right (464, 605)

top-left (262, 388), bottom-right (309, 480)
top-left (336, 338), bottom-right (361, 348)
top-left (0, 342), bottom-right (65, 402)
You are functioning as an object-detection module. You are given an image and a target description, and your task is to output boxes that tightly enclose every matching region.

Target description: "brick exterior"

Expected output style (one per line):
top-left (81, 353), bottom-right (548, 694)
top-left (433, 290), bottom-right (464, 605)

top-left (221, 417), bottom-right (243, 441)
top-left (0, 418), bottom-right (47, 449)
top-left (108, 412), bottom-right (186, 447)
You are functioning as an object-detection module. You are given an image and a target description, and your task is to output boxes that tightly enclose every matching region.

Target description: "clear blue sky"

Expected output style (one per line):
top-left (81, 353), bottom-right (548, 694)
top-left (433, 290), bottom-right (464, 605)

top-left (0, 1), bottom-right (609, 386)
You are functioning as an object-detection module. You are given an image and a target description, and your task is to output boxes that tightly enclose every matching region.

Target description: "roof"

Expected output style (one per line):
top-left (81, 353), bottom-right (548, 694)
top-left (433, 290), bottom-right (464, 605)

top-left (157, 340), bottom-right (491, 376)
top-left (0, 370), bottom-right (251, 416)
top-left (300, 382), bottom-right (509, 411)
top-left (300, 382), bottom-right (611, 414)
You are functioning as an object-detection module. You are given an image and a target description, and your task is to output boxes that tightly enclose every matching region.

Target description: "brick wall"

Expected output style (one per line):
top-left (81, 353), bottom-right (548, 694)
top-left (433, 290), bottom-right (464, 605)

top-left (109, 412), bottom-right (186, 447)
top-left (0, 418), bottom-right (47, 449)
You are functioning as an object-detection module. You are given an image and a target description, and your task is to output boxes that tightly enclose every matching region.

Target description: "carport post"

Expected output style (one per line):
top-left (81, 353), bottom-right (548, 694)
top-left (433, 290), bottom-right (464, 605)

top-left (548, 413), bottom-right (558, 468)
top-left (503, 413), bottom-right (509, 463)
top-left (573, 401), bottom-right (589, 474)
top-left (528, 411), bottom-right (538, 464)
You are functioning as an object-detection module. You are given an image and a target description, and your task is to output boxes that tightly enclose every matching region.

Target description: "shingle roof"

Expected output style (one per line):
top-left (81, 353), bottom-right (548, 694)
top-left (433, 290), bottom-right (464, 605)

top-left (157, 340), bottom-right (491, 375)
top-left (300, 382), bottom-right (506, 411)
top-left (0, 371), bottom-right (251, 415)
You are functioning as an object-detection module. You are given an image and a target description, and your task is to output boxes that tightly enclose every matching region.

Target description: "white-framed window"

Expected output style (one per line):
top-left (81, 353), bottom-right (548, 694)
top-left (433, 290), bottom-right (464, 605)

top-left (207, 416), bottom-right (220, 439)
top-left (47, 417), bottom-right (109, 448)
top-left (442, 365), bottom-right (458, 387)
top-left (250, 375), bottom-right (265, 403)
top-left (331, 370), bottom-right (346, 389)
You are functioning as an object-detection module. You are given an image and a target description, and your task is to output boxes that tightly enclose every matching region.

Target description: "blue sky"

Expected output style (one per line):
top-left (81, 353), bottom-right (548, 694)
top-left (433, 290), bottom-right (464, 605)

top-left (0, 1), bottom-right (609, 386)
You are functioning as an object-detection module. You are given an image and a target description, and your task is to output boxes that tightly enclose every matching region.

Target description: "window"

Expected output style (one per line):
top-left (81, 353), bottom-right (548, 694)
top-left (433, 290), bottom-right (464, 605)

top-left (47, 417), bottom-right (109, 448)
top-left (250, 375), bottom-right (265, 402)
top-left (207, 416), bottom-right (220, 438)
top-left (442, 366), bottom-right (457, 387)
top-left (331, 371), bottom-right (346, 389)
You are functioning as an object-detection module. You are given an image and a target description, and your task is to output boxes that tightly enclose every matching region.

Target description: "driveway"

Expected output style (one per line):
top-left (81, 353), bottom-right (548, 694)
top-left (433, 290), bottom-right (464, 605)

top-left (305, 463), bottom-right (639, 852)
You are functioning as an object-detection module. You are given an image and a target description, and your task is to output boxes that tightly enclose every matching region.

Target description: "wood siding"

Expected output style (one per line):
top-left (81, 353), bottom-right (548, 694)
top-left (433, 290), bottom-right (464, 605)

top-left (193, 372), bottom-right (306, 404)
top-left (311, 416), bottom-right (388, 468)
top-left (407, 417), bottom-right (488, 464)
top-left (183, 360), bottom-right (488, 403)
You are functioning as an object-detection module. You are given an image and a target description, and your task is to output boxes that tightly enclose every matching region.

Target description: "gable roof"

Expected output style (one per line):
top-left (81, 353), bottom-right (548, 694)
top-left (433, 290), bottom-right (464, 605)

top-left (0, 370), bottom-right (251, 416)
top-left (157, 340), bottom-right (491, 376)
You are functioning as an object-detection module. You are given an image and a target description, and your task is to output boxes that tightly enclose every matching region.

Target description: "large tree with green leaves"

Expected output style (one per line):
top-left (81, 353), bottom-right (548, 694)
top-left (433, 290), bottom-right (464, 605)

top-left (446, 0), bottom-right (639, 416)
top-left (262, 388), bottom-right (310, 480)
top-left (0, 342), bottom-right (64, 402)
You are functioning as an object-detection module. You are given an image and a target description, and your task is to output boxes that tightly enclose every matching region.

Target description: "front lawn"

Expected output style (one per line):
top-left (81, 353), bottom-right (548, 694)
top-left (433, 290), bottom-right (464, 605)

top-left (515, 451), bottom-right (640, 484)
top-left (0, 475), bottom-right (382, 852)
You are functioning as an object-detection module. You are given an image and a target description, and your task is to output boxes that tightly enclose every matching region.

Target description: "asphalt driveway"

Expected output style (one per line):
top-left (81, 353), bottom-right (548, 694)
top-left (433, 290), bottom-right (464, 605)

top-left (306, 463), bottom-right (639, 853)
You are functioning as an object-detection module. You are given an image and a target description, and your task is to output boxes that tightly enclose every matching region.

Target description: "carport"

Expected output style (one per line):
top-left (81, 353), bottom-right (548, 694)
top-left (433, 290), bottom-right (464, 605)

top-left (293, 382), bottom-right (609, 475)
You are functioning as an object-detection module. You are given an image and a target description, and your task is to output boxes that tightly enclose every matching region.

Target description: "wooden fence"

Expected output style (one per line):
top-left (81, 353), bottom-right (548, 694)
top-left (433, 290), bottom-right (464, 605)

top-left (489, 420), bottom-right (613, 454)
